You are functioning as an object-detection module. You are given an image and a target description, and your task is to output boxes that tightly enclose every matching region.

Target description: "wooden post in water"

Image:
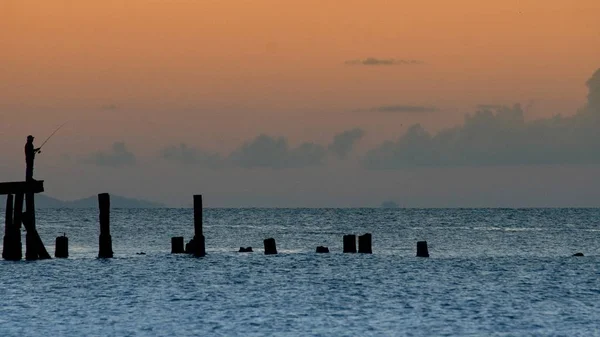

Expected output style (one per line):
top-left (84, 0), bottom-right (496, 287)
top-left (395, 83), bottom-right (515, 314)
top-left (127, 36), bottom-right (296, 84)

top-left (171, 236), bottom-right (184, 254)
top-left (358, 233), bottom-right (372, 254)
top-left (55, 234), bottom-right (68, 258)
top-left (316, 246), bottom-right (329, 253)
top-left (343, 234), bottom-right (356, 253)
top-left (13, 193), bottom-right (23, 260)
top-left (23, 192), bottom-right (51, 260)
top-left (2, 194), bottom-right (14, 260)
top-left (25, 193), bottom-right (37, 260)
top-left (98, 193), bottom-right (113, 258)
top-left (264, 238), bottom-right (277, 255)
top-left (416, 241), bottom-right (429, 257)
top-left (192, 195), bottom-right (206, 257)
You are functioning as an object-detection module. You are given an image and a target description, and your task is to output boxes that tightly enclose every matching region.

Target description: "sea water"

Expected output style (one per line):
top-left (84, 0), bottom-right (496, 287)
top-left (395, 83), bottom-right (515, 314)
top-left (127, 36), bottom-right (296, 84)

top-left (1, 208), bottom-right (599, 336)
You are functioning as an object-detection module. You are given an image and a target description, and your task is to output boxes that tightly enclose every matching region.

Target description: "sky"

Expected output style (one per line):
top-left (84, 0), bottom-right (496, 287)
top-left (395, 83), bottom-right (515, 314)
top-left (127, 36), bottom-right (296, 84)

top-left (1, 1), bottom-right (600, 207)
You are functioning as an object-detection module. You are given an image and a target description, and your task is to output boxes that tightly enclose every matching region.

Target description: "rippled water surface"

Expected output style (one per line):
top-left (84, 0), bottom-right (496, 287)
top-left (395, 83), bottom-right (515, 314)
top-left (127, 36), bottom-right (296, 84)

top-left (1, 208), bottom-right (600, 336)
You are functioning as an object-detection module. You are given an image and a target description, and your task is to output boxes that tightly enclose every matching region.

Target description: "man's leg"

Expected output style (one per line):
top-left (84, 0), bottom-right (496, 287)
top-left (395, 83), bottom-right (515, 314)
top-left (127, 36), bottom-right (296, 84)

top-left (26, 164), bottom-right (33, 181)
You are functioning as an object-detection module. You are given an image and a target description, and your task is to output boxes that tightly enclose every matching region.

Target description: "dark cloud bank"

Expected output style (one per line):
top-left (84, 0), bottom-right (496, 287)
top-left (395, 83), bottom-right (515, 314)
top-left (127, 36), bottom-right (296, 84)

top-left (83, 142), bottom-right (136, 167)
top-left (363, 68), bottom-right (600, 169)
top-left (161, 128), bottom-right (365, 169)
top-left (88, 68), bottom-right (600, 171)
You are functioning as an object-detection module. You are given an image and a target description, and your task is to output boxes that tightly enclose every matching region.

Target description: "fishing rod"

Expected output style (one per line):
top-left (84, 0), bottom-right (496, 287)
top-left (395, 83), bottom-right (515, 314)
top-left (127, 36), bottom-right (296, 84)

top-left (37, 121), bottom-right (68, 153)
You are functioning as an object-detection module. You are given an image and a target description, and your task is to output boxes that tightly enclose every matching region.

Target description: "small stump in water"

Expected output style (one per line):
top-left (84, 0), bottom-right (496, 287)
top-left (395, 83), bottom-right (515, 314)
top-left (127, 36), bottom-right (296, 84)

top-left (238, 247), bottom-right (253, 252)
top-left (171, 237), bottom-right (184, 254)
top-left (264, 238), bottom-right (277, 255)
top-left (343, 234), bottom-right (356, 253)
top-left (316, 246), bottom-right (329, 253)
top-left (55, 235), bottom-right (68, 258)
top-left (573, 252), bottom-right (584, 257)
top-left (416, 241), bottom-right (429, 257)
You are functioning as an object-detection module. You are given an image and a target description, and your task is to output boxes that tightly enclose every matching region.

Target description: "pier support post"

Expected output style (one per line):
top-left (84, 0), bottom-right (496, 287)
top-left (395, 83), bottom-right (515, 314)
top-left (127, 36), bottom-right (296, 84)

top-left (343, 234), bottom-right (356, 253)
top-left (2, 194), bottom-right (15, 260)
top-left (24, 193), bottom-right (37, 260)
top-left (12, 193), bottom-right (23, 260)
top-left (416, 241), bottom-right (429, 257)
top-left (358, 233), bottom-right (372, 254)
top-left (98, 193), bottom-right (113, 258)
top-left (55, 235), bottom-right (68, 258)
top-left (193, 195), bottom-right (205, 257)
top-left (171, 236), bottom-right (184, 254)
top-left (264, 238), bottom-right (277, 255)
top-left (23, 193), bottom-right (51, 260)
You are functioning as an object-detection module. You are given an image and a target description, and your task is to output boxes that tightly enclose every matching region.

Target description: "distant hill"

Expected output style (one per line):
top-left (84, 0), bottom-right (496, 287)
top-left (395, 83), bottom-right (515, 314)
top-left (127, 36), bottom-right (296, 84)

top-left (0, 194), bottom-right (165, 208)
top-left (380, 200), bottom-right (400, 208)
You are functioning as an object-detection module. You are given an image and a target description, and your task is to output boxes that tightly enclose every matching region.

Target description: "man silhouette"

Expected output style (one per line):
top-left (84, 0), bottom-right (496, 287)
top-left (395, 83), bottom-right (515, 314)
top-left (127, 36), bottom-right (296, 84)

top-left (25, 135), bottom-right (40, 182)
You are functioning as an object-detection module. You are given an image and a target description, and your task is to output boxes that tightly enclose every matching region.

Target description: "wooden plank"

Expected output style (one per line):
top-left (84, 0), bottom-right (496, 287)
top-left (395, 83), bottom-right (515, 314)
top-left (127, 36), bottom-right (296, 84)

top-left (0, 181), bottom-right (44, 195)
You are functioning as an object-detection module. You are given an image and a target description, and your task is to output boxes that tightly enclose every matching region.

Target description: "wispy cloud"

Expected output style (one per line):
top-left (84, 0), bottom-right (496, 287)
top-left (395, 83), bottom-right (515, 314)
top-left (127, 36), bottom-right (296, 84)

top-left (345, 58), bottom-right (423, 66)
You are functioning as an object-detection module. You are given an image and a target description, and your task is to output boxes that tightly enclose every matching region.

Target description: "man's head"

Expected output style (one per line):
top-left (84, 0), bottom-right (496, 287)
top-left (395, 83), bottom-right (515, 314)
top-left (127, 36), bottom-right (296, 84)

top-left (27, 135), bottom-right (34, 142)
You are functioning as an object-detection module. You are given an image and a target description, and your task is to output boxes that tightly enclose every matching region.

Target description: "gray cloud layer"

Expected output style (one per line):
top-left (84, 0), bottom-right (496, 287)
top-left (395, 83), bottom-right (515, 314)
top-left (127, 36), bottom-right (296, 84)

top-left (84, 142), bottom-right (136, 167)
top-left (160, 144), bottom-right (223, 168)
top-left (161, 129), bottom-right (365, 169)
top-left (345, 58), bottom-right (423, 66)
top-left (229, 135), bottom-right (326, 169)
top-left (363, 68), bottom-right (600, 169)
top-left (328, 128), bottom-right (365, 159)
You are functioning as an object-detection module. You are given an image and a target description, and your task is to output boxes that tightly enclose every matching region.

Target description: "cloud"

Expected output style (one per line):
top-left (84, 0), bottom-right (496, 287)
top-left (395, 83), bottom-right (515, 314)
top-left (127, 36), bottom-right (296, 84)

top-left (345, 58), bottom-right (423, 66)
top-left (161, 129), bottom-right (364, 169)
top-left (363, 68), bottom-right (600, 169)
top-left (228, 134), bottom-right (326, 169)
top-left (100, 104), bottom-right (118, 110)
top-left (328, 128), bottom-right (365, 159)
top-left (83, 142), bottom-right (136, 167)
top-left (367, 105), bottom-right (438, 113)
top-left (587, 68), bottom-right (600, 110)
top-left (161, 143), bottom-right (222, 168)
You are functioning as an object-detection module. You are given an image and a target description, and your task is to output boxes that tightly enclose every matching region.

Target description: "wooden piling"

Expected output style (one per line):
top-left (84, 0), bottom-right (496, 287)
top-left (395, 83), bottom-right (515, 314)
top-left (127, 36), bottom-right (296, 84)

top-left (23, 192), bottom-right (50, 260)
top-left (98, 193), bottom-right (113, 258)
top-left (264, 238), bottom-right (277, 255)
top-left (193, 195), bottom-right (206, 257)
top-left (12, 193), bottom-right (23, 260)
top-left (171, 236), bottom-right (184, 254)
top-left (55, 235), bottom-right (68, 258)
top-left (343, 234), bottom-right (356, 253)
top-left (24, 193), bottom-right (37, 260)
top-left (316, 246), bottom-right (329, 253)
top-left (416, 241), bottom-right (429, 257)
top-left (238, 247), bottom-right (253, 252)
top-left (358, 233), bottom-right (372, 254)
top-left (2, 194), bottom-right (14, 260)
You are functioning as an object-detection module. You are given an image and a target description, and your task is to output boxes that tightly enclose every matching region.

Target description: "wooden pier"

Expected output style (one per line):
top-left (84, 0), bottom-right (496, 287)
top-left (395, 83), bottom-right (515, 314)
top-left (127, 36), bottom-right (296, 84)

top-left (1, 180), bottom-right (50, 260)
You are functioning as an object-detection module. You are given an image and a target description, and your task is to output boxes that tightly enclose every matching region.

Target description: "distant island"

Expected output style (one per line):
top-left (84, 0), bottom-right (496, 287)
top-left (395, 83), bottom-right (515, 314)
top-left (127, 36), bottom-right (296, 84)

top-left (0, 194), bottom-right (165, 208)
top-left (380, 200), bottom-right (400, 208)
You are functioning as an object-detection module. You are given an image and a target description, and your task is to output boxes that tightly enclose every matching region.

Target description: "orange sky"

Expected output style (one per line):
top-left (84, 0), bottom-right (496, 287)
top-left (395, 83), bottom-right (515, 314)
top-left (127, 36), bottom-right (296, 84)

top-left (1, 1), bottom-right (600, 205)
top-left (2, 1), bottom-right (600, 153)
